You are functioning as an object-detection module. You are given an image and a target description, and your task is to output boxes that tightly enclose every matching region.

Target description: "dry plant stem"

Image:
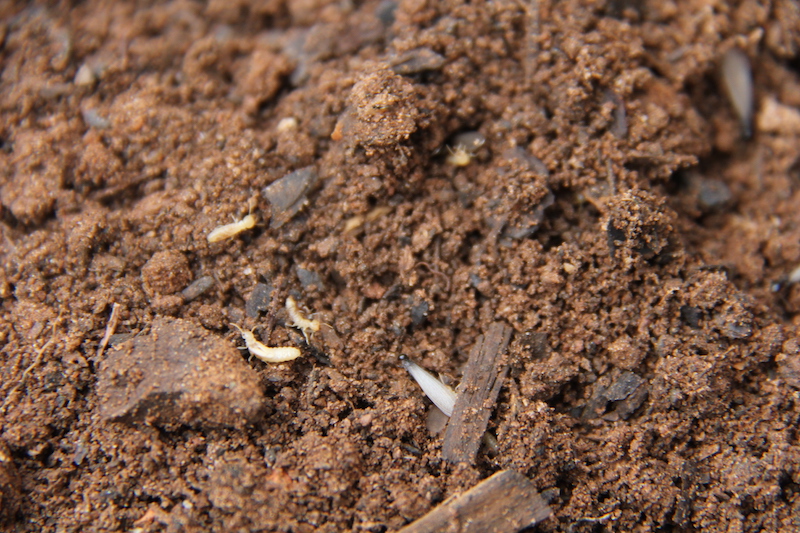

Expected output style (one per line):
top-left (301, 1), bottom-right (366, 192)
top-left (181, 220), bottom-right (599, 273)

top-left (96, 303), bottom-right (121, 359)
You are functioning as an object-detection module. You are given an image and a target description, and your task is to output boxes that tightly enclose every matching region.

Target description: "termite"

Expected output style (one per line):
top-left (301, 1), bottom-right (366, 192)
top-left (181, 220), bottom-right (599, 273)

top-left (207, 214), bottom-right (257, 243)
top-left (230, 323), bottom-right (302, 363)
top-left (285, 296), bottom-right (320, 343)
top-left (445, 131), bottom-right (486, 167)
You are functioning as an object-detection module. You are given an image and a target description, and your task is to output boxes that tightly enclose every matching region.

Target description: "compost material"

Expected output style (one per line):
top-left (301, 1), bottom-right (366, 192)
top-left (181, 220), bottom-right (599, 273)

top-left (2, 1), bottom-right (800, 531)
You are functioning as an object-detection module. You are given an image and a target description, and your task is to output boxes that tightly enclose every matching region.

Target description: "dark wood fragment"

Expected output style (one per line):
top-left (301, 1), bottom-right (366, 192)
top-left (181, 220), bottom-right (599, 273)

top-left (443, 322), bottom-right (512, 464)
top-left (397, 470), bottom-right (552, 533)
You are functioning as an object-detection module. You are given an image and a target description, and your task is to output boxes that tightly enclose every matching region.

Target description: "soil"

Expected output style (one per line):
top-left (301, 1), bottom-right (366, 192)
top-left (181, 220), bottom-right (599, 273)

top-left (1, 1), bottom-right (800, 532)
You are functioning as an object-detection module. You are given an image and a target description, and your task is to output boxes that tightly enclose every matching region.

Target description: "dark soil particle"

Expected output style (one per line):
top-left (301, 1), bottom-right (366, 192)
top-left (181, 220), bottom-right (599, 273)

top-left (2, 1), bottom-right (800, 532)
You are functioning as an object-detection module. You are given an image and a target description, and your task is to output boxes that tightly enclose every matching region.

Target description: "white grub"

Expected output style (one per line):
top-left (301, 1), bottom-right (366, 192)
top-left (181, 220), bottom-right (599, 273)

top-left (721, 48), bottom-right (754, 137)
top-left (285, 296), bottom-right (320, 343)
top-left (230, 323), bottom-right (302, 363)
top-left (400, 355), bottom-right (456, 416)
top-left (207, 214), bottom-right (257, 243)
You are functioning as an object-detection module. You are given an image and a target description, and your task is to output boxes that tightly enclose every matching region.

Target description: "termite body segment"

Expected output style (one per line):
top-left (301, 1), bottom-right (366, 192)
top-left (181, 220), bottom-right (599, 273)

top-left (207, 214), bottom-right (257, 243)
top-left (230, 323), bottom-right (302, 363)
top-left (285, 296), bottom-right (320, 343)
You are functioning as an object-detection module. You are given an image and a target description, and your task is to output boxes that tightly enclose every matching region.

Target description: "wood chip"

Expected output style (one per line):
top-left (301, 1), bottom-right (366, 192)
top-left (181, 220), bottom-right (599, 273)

top-left (442, 322), bottom-right (512, 464)
top-left (397, 470), bottom-right (552, 533)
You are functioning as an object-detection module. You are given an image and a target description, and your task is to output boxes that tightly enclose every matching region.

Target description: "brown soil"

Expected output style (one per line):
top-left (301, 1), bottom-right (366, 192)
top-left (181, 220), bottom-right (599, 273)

top-left (2, 1), bottom-right (800, 531)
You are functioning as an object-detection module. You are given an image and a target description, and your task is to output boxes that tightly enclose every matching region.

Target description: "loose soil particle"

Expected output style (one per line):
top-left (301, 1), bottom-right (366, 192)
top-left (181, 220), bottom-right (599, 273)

top-left (1, 1), bottom-right (800, 532)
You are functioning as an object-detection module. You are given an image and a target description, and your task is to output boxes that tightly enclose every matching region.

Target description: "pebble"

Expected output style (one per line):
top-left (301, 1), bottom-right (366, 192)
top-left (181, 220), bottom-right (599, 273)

top-left (262, 166), bottom-right (319, 228)
top-left (245, 282), bottom-right (273, 318)
top-left (181, 275), bottom-right (215, 302)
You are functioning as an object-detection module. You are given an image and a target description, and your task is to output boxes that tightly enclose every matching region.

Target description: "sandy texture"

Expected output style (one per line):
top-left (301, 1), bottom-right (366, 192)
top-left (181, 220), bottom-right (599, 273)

top-left (1, 1), bottom-right (800, 531)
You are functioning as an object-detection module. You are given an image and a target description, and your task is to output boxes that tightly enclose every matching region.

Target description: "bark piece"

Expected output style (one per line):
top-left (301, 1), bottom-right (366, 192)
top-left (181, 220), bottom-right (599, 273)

top-left (443, 322), bottom-right (512, 464)
top-left (398, 470), bottom-right (552, 533)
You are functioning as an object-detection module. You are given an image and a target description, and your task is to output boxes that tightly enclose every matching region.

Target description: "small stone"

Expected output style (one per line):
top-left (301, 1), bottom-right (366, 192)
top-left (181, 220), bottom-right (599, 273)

top-left (141, 251), bottom-right (192, 297)
top-left (389, 48), bottom-right (446, 75)
top-left (605, 371), bottom-right (645, 402)
top-left (97, 317), bottom-right (264, 430)
top-left (182, 276), bottom-right (215, 302)
top-left (262, 166), bottom-right (319, 229)
top-left (297, 267), bottom-right (324, 291)
top-left (245, 282), bottom-right (273, 318)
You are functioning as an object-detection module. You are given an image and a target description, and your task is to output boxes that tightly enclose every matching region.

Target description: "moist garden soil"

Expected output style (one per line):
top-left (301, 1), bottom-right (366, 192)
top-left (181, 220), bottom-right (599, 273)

top-left (2, 1), bottom-right (800, 531)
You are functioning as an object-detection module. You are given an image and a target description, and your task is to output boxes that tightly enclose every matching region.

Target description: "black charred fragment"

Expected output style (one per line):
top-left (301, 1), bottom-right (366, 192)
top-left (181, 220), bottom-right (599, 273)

top-left (296, 267), bottom-right (324, 291)
top-left (603, 88), bottom-right (628, 139)
top-left (410, 300), bottom-right (429, 328)
top-left (520, 330), bottom-right (549, 359)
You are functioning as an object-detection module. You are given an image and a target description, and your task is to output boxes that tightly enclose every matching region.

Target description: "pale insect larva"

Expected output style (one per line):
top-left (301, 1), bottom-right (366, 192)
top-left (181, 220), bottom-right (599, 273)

top-left (230, 323), bottom-right (302, 363)
top-left (285, 296), bottom-right (320, 343)
top-left (207, 214), bottom-right (257, 243)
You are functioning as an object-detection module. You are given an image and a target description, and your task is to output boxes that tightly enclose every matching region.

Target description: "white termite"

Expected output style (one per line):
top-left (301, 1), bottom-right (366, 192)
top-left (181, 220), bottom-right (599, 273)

top-left (285, 296), bottom-right (320, 343)
top-left (207, 214), bottom-right (257, 243)
top-left (399, 355), bottom-right (456, 416)
top-left (230, 323), bottom-right (302, 363)
top-left (445, 131), bottom-right (486, 167)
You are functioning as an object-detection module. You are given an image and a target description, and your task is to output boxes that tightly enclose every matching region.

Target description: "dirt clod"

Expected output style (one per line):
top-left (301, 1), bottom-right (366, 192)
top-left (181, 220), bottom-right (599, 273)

top-left (97, 317), bottom-right (264, 430)
top-left (3, 1), bottom-right (800, 531)
top-left (334, 66), bottom-right (420, 152)
top-left (141, 250), bottom-right (192, 297)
